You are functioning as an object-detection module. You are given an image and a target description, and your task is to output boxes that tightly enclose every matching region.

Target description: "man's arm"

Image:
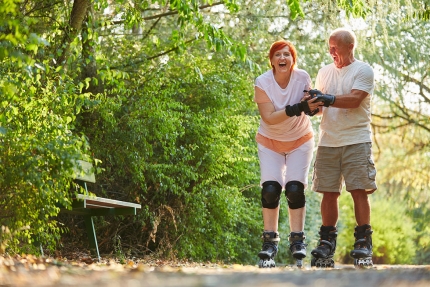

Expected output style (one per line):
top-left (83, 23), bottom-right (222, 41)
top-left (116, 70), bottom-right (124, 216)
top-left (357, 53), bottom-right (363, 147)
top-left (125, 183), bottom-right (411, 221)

top-left (331, 89), bottom-right (369, 109)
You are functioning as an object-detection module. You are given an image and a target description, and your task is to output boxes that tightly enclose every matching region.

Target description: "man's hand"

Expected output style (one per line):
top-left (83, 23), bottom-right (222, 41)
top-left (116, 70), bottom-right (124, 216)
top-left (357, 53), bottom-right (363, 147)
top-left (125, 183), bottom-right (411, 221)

top-left (301, 90), bottom-right (320, 116)
top-left (304, 89), bottom-right (336, 107)
top-left (305, 89), bottom-right (324, 98)
top-left (305, 107), bottom-right (319, 116)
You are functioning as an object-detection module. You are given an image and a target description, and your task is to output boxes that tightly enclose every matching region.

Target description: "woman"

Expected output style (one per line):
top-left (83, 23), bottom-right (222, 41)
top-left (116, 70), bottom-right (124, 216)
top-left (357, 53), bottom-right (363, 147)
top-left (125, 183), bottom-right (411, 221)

top-left (254, 40), bottom-right (319, 268)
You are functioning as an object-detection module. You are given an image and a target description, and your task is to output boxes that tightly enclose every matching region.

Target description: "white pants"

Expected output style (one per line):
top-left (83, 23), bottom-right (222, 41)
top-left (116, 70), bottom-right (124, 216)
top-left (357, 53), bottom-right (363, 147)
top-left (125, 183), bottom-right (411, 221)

top-left (258, 139), bottom-right (314, 189)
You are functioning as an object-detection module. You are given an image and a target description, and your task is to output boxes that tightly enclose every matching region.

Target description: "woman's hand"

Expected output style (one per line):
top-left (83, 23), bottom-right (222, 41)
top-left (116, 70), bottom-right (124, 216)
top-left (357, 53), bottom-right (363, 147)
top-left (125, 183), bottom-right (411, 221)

top-left (306, 97), bottom-right (323, 112)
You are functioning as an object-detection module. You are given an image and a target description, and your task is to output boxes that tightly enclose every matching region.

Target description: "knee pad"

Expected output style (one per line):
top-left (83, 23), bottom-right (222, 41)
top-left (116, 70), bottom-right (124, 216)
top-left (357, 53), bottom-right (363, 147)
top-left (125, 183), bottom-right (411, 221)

top-left (261, 181), bottom-right (282, 209)
top-left (285, 181), bottom-right (305, 209)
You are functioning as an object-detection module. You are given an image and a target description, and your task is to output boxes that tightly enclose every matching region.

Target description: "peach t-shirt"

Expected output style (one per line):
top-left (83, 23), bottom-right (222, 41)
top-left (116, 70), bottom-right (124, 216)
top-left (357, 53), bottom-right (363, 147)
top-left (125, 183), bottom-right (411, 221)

top-left (254, 69), bottom-right (313, 152)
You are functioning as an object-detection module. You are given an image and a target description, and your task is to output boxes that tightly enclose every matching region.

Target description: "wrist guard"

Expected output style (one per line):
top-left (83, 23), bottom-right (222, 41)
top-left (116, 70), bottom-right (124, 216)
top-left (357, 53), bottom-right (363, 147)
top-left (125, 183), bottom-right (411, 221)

top-left (317, 94), bottom-right (336, 107)
top-left (304, 89), bottom-right (336, 107)
top-left (285, 102), bottom-right (311, 117)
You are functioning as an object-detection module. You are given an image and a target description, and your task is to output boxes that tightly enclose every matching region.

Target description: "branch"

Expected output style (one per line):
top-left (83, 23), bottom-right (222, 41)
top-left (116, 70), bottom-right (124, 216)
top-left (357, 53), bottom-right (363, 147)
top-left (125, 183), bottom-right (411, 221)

top-left (110, 38), bottom-right (198, 70)
top-left (141, 17), bottom-right (161, 42)
top-left (110, 1), bottom-right (226, 24)
top-left (392, 110), bottom-right (430, 133)
top-left (377, 54), bottom-right (430, 104)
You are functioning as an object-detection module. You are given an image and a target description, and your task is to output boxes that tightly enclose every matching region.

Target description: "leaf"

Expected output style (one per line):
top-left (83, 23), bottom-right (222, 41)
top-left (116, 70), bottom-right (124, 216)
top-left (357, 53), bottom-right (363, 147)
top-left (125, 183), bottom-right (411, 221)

top-left (286, 0), bottom-right (305, 20)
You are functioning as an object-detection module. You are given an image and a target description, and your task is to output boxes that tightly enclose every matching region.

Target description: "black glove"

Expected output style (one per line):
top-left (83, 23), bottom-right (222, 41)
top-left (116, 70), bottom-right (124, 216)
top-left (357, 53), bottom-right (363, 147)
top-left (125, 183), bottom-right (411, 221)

top-left (305, 89), bottom-right (324, 98)
top-left (304, 89), bottom-right (336, 107)
top-left (305, 107), bottom-right (319, 116)
top-left (302, 89), bottom-right (320, 116)
top-left (285, 101), bottom-right (311, 117)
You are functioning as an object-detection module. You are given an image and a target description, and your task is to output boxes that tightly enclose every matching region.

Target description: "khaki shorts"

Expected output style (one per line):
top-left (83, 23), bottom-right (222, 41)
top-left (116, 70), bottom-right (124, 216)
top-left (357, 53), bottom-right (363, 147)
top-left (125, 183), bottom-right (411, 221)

top-left (312, 142), bottom-right (377, 193)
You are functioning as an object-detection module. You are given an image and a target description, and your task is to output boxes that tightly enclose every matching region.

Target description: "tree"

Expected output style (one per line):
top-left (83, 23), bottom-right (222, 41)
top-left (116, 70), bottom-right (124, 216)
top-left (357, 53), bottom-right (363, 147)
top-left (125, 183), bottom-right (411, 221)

top-left (1, 0), bottom-right (429, 264)
top-left (0, 0), bottom-right (94, 252)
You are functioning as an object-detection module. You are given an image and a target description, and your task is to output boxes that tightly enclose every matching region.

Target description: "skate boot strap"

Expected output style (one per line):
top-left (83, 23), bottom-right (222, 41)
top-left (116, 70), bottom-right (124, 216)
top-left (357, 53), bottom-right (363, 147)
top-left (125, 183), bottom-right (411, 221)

top-left (289, 241), bottom-right (307, 252)
top-left (354, 230), bottom-right (373, 237)
top-left (290, 241), bottom-right (307, 248)
top-left (354, 225), bottom-right (373, 236)
top-left (353, 238), bottom-right (370, 248)
top-left (261, 233), bottom-right (281, 242)
top-left (261, 242), bottom-right (279, 254)
top-left (262, 237), bottom-right (280, 242)
top-left (262, 241), bottom-right (278, 248)
top-left (319, 239), bottom-right (335, 250)
top-left (289, 232), bottom-right (306, 240)
top-left (291, 241), bottom-right (307, 247)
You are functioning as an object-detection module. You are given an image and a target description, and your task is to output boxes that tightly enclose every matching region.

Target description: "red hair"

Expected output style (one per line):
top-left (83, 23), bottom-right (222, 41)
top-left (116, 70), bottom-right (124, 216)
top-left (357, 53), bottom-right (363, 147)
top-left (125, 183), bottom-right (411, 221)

top-left (268, 40), bottom-right (297, 72)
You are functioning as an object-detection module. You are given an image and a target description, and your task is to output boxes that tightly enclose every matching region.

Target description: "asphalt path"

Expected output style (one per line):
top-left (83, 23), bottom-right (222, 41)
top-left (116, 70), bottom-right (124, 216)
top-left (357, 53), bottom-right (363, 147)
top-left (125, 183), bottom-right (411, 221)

top-left (1, 262), bottom-right (429, 287)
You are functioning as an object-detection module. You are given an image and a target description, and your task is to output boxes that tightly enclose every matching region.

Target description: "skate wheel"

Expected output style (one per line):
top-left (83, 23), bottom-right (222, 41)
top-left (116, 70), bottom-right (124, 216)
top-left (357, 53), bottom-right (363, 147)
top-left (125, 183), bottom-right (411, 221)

top-left (258, 258), bottom-right (276, 268)
top-left (353, 258), bottom-right (373, 269)
top-left (296, 259), bottom-right (303, 268)
top-left (311, 257), bottom-right (334, 268)
top-left (311, 257), bottom-right (316, 267)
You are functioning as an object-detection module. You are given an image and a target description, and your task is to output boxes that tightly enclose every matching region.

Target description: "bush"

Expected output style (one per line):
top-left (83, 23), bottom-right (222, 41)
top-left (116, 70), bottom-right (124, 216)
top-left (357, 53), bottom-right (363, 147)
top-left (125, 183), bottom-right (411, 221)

top-left (336, 192), bottom-right (417, 264)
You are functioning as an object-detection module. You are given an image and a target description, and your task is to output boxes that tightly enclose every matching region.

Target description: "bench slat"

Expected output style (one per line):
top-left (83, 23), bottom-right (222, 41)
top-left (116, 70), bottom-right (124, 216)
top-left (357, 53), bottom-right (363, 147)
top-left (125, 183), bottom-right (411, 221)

top-left (61, 206), bottom-right (138, 216)
top-left (60, 160), bottom-right (141, 261)
top-left (76, 194), bottom-right (141, 209)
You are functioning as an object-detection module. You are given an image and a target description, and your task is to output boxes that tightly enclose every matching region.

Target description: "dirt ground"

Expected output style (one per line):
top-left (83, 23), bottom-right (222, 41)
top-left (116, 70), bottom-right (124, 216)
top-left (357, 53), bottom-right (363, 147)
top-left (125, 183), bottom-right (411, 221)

top-left (1, 255), bottom-right (429, 287)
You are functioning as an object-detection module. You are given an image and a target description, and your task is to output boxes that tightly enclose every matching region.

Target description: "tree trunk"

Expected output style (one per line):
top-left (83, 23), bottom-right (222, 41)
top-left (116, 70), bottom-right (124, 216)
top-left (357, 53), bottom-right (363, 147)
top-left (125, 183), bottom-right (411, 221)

top-left (56, 0), bottom-right (91, 67)
top-left (81, 4), bottom-right (103, 94)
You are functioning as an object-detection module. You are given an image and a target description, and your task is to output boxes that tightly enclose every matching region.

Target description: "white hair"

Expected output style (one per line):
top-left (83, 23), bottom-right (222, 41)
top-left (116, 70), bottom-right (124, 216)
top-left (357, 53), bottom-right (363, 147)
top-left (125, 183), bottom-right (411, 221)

top-left (330, 28), bottom-right (357, 51)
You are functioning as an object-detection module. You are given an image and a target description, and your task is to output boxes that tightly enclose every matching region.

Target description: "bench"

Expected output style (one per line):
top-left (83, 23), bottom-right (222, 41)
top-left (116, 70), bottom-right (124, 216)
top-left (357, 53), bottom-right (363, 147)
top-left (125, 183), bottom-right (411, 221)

top-left (59, 160), bottom-right (141, 261)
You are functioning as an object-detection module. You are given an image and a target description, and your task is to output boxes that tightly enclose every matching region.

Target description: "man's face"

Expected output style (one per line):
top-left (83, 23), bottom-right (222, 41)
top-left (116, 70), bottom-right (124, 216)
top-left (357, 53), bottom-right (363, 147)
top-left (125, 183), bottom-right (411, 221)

top-left (329, 35), bottom-right (353, 68)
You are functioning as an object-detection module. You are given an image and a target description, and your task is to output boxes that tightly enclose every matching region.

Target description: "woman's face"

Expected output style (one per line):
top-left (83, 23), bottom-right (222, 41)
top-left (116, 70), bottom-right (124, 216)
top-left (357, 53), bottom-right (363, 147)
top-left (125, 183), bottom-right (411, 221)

top-left (271, 46), bottom-right (293, 74)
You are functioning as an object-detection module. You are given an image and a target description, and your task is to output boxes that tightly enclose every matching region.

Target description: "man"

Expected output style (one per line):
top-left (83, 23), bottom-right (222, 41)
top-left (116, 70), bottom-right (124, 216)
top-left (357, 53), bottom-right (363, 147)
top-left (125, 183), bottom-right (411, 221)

top-left (308, 28), bottom-right (377, 268)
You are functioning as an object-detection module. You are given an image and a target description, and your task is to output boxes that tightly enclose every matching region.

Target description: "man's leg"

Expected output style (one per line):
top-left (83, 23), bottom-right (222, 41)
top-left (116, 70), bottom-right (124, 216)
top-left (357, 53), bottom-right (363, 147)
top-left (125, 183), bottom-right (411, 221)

top-left (311, 192), bottom-right (339, 267)
top-left (349, 190), bottom-right (373, 266)
top-left (350, 189), bottom-right (371, 225)
top-left (321, 192), bottom-right (340, 226)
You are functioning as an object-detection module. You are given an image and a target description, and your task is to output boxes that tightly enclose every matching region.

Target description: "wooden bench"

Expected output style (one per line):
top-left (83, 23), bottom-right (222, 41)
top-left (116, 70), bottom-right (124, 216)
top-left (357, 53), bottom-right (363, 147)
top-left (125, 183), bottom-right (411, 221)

top-left (60, 160), bottom-right (141, 261)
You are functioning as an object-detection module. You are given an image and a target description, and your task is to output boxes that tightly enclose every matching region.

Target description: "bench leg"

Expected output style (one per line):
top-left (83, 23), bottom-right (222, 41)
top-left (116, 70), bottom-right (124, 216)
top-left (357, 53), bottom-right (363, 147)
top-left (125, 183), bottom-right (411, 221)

top-left (83, 216), bottom-right (101, 262)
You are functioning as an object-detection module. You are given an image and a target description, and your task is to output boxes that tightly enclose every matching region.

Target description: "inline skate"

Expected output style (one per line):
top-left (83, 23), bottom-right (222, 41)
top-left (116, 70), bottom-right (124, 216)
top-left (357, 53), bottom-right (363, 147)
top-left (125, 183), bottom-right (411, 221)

top-left (350, 224), bottom-right (374, 268)
top-left (258, 231), bottom-right (280, 268)
top-left (289, 231), bottom-right (307, 268)
top-left (310, 225), bottom-right (337, 268)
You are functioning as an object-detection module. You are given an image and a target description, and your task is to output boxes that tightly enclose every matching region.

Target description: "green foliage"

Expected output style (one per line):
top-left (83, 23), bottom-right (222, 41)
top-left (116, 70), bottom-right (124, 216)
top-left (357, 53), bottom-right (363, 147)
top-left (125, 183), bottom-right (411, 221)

top-left (365, 13), bottom-right (430, 207)
top-left (336, 193), bottom-right (417, 264)
top-left (1, 0), bottom-right (429, 266)
top-left (76, 50), bottom-right (263, 262)
top-left (0, 64), bottom-right (96, 252)
top-left (287, 0), bottom-right (305, 20)
top-left (410, 206), bottom-right (430, 264)
top-left (0, 0), bottom-right (97, 253)
top-left (336, 0), bottom-right (371, 18)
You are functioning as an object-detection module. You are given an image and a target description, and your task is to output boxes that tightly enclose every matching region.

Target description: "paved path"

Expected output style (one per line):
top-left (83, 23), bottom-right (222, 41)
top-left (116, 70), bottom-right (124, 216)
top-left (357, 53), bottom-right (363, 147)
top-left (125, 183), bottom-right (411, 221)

top-left (1, 262), bottom-right (429, 287)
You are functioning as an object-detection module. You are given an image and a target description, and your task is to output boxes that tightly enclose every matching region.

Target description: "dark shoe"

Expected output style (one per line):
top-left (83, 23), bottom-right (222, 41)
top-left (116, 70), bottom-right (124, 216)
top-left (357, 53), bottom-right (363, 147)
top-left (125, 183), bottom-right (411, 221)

top-left (258, 231), bottom-right (280, 259)
top-left (350, 224), bottom-right (373, 259)
top-left (289, 232), bottom-right (307, 259)
top-left (311, 225), bottom-right (337, 259)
